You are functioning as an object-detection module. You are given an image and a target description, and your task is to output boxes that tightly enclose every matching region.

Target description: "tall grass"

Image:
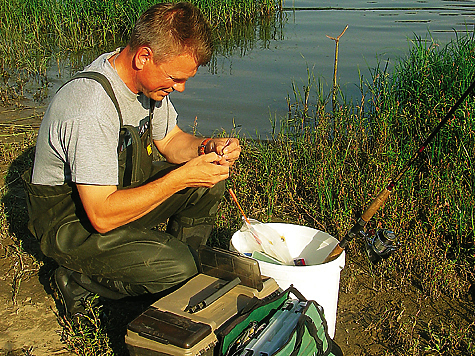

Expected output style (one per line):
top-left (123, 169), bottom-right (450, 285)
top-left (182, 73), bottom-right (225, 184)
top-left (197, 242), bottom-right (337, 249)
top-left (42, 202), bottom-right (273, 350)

top-left (0, 0), bottom-right (282, 106)
top-left (0, 0), bottom-right (281, 75)
top-left (210, 32), bottom-right (475, 354)
top-left (221, 32), bottom-right (475, 303)
top-left (365, 32), bottom-right (475, 297)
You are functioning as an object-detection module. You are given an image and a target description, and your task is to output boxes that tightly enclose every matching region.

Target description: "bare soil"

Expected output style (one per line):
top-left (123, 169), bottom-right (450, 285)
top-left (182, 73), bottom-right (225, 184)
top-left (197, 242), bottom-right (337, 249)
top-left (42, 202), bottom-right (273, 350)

top-left (0, 103), bottom-right (474, 356)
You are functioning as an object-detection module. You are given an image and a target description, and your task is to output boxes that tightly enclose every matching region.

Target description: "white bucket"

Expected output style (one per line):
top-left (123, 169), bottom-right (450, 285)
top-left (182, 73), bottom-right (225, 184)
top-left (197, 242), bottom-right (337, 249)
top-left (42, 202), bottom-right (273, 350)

top-left (231, 223), bottom-right (345, 338)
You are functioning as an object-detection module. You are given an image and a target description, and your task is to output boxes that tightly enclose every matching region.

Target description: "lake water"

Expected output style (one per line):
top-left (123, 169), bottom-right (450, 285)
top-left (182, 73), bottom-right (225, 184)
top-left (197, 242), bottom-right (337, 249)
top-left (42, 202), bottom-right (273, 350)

top-left (169, 0), bottom-right (475, 138)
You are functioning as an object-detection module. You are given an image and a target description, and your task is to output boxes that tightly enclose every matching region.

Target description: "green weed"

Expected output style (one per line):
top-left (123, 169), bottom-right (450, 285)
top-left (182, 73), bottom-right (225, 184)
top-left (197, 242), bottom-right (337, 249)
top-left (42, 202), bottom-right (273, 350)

top-left (0, 0), bottom-right (283, 107)
top-left (0, 0), bottom-right (281, 75)
top-left (58, 297), bottom-right (115, 356)
top-left (221, 31), bottom-right (475, 355)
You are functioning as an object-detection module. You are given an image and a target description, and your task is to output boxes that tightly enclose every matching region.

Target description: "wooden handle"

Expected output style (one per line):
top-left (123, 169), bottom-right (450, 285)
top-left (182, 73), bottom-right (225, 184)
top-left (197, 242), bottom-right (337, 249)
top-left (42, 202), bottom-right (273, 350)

top-left (361, 188), bottom-right (391, 223)
top-left (322, 244), bottom-right (345, 264)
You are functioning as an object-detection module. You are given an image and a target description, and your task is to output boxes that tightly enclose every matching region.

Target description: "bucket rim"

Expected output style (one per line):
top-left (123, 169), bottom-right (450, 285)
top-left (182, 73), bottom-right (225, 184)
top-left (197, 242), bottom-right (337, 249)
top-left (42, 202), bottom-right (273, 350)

top-left (230, 222), bottom-right (345, 267)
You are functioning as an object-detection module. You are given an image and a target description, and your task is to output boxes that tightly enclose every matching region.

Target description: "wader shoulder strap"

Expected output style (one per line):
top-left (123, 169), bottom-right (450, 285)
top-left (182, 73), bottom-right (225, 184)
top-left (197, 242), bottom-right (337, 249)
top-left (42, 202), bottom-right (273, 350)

top-left (149, 99), bottom-right (156, 142)
top-left (59, 71), bottom-right (156, 187)
top-left (150, 99), bottom-right (156, 119)
top-left (58, 71), bottom-right (124, 127)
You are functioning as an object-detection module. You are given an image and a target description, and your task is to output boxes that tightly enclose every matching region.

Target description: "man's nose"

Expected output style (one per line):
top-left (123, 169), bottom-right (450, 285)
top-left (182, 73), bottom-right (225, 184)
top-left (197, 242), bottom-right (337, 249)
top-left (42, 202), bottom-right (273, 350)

top-left (173, 82), bottom-right (186, 92)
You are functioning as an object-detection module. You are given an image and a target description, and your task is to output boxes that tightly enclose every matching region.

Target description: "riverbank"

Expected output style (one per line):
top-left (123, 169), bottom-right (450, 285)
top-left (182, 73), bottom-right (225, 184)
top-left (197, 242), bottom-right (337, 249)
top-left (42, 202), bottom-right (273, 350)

top-left (0, 100), bottom-right (473, 355)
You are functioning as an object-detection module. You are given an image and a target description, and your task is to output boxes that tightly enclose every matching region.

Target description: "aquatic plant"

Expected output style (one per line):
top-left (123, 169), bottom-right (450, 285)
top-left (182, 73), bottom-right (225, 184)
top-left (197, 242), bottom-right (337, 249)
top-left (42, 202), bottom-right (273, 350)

top-left (0, 0), bottom-right (281, 75)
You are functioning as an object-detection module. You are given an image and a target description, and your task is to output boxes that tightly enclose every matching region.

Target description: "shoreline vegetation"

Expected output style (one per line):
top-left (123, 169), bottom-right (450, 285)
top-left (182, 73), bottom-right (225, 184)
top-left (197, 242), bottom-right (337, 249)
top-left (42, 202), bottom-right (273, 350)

top-left (1, 0), bottom-right (474, 355)
top-left (0, 0), bottom-right (282, 75)
top-left (1, 0), bottom-right (283, 105)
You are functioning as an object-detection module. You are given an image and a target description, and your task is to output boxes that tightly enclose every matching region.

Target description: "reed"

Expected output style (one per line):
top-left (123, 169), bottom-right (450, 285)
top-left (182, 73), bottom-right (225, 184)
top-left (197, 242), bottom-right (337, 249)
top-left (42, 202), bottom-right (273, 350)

top-left (0, 0), bottom-right (280, 75)
top-left (225, 31), bottom-right (475, 297)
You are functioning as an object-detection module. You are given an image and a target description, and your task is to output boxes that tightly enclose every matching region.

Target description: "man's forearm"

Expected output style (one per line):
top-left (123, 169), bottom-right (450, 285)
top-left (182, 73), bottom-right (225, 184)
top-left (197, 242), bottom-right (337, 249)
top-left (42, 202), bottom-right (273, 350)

top-left (77, 152), bottom-right (229, 233)
top-left (155, 126), bottom-right (204, 164)
top-left (77, 168), bottom-right (185, 233)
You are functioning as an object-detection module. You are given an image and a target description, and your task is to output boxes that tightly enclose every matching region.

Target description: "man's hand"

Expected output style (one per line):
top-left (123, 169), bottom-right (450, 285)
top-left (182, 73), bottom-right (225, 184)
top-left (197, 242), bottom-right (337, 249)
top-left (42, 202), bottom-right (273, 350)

top-left (155, 126), bottom-right (241, 167)
top-left (179, 152), bottom-right (230, 187)
top-left (204, 138), bottom-right (241, 166)
top-left (78, 128), bottom-right (239, 234)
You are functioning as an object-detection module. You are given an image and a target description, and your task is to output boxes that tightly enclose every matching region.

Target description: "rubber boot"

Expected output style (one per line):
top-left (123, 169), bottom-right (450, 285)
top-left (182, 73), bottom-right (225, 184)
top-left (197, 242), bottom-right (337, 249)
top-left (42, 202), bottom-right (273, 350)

top-left (55, 265), bottom-right (130, 317)
top-left (71, 272), bottom-right (128, 300)
top-left (54, 266), bottom-right (97, 316)
top-left (90, 275), bottom-right (149, 297)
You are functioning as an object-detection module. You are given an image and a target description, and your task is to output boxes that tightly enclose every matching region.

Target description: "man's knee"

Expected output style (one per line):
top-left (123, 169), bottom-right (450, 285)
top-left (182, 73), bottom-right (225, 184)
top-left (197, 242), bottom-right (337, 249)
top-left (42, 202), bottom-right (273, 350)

top-left (91, 240), bottom-right (198, 297)
top-left (52, 227), bottom-right (200, 296)
top-left (139, 245), bottom-right (198, 294)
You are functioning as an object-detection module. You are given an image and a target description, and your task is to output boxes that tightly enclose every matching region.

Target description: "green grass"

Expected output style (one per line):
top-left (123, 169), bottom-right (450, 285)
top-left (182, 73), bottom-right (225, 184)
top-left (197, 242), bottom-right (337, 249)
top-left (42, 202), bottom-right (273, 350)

top-left (236, 32), bottom-right (475, 300)
top-left (216, 31), bottom-right (475, 354)
top-left (0, 0), bottom-right (283, 106)
top-left (0, 0), bottom-right (281, 76)
top-left (57, 297), bottom-right (115, 356)
top-left (364, 33), bottom-right (475, 299)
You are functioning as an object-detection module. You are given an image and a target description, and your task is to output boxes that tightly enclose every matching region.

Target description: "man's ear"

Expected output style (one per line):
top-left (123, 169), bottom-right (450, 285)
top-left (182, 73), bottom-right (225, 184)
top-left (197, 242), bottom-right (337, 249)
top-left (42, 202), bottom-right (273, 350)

top-left (134, 46), bottom-right (153, 69)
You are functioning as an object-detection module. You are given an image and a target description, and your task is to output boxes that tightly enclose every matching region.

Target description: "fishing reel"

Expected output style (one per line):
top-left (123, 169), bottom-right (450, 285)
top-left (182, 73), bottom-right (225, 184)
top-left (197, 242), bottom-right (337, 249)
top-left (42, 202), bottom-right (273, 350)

top-left (364, 228), bottom-right (400, 264)
top-left (325, 218), bottom-right (401, 264)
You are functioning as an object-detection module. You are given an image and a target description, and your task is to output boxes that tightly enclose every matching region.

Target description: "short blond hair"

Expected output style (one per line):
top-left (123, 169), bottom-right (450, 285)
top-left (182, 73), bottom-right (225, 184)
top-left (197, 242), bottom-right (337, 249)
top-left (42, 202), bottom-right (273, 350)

top-left (128, 2), bottom-right (213, 66)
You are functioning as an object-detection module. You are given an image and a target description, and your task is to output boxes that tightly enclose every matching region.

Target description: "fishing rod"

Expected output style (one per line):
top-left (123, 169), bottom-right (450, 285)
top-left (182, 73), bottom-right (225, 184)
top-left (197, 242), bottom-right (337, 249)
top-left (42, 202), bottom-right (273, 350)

top-left (323, 78), bottom-right (475, 264)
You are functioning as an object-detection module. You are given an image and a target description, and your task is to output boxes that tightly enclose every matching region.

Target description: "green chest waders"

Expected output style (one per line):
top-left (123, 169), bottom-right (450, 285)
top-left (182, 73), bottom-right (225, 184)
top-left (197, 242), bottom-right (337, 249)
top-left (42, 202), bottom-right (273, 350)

top-left (23, 72), bottom-right (155, 253)
top-left (23, 72), bottom-right (224, 297)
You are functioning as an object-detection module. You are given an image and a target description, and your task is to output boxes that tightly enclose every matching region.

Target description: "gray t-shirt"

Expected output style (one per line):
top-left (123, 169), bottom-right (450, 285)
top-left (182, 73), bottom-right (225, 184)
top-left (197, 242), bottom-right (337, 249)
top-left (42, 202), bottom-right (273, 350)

top-left (32, 50), bottom-right (178, 186)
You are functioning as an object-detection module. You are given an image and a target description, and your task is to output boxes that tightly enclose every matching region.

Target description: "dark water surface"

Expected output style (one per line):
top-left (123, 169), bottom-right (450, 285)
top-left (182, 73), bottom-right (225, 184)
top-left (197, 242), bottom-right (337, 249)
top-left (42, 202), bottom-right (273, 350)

top-left (170, 0), bottom-right (475, 137)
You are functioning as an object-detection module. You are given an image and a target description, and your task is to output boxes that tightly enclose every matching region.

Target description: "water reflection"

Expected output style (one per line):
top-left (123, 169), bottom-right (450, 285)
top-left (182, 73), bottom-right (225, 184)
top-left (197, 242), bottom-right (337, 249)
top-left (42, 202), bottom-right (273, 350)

top-left (44, 12), bottom-right (285, 101)
top-left (214, 15), bottom-right (285, 58)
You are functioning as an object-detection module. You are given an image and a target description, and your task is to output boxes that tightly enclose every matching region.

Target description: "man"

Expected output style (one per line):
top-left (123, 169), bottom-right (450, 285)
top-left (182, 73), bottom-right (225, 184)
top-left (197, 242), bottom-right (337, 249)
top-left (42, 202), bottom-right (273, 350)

top-left (23, 2), bottom-right (241, 315)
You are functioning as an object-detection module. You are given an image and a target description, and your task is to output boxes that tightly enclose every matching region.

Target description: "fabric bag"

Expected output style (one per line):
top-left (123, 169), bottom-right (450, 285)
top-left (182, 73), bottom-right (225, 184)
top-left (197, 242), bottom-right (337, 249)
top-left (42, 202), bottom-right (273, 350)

top-left (216, 285), bottom-right (343, 356)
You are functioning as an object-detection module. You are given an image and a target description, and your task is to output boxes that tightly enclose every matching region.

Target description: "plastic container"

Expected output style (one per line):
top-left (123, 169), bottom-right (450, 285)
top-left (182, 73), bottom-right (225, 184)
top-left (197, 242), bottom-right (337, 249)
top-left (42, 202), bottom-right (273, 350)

top-left (231, 223), bottom-right (345, 338)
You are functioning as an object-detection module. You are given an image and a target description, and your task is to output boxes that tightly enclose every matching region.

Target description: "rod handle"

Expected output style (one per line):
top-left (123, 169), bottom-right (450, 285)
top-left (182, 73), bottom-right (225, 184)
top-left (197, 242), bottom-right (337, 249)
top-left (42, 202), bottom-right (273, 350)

top-left (322, 188), bottom-right (392, 264)
top-left (323, 245), bottom-right (345, 264)
top-left (361, 188), bottom-right (391, 223)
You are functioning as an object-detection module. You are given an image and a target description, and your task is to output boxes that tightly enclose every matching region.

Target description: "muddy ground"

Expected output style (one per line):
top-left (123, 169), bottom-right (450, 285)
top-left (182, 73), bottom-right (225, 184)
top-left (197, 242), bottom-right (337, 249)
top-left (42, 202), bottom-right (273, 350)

top-left (0, 103), bottom-right (474, 356)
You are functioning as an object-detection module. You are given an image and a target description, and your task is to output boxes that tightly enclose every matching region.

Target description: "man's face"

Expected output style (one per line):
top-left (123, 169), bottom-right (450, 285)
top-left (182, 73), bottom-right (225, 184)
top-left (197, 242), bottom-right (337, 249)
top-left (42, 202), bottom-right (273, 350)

top-left (137, 53), bottom-right (198, 101)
